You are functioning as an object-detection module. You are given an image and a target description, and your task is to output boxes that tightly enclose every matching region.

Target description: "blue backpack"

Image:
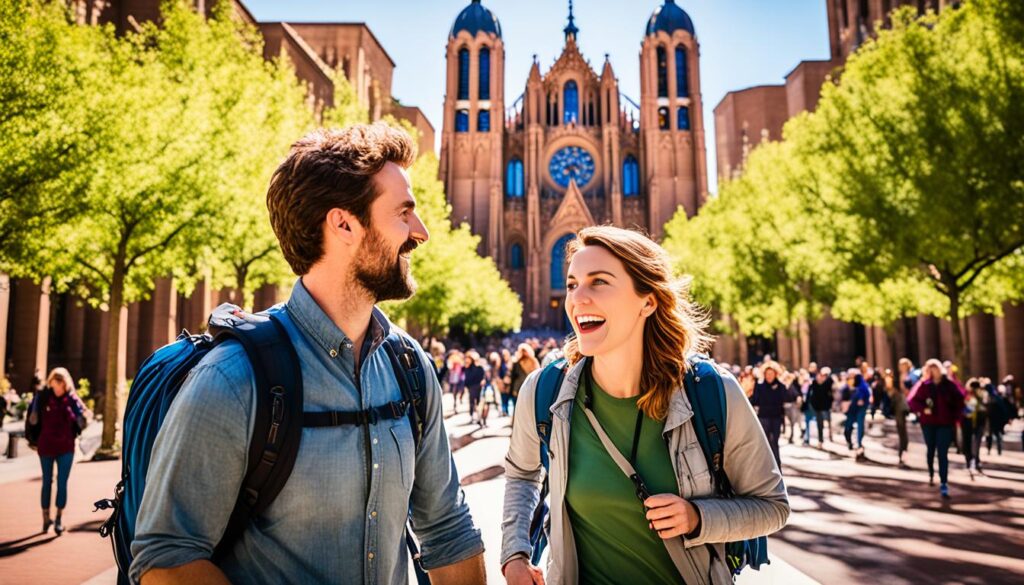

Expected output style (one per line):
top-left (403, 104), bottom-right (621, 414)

top-left (94, 305), bottom-right (431, 585)
top-left (528, 356), bottom-right (770, 575)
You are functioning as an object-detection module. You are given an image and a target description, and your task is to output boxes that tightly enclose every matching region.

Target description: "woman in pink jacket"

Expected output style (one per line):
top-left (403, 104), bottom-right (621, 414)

top-left (908, 359), bottom-right (965, 499)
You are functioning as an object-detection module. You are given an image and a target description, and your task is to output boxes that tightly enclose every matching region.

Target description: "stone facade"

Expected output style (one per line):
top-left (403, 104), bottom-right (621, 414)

top-left (440, 1), bottom-right (708, 328)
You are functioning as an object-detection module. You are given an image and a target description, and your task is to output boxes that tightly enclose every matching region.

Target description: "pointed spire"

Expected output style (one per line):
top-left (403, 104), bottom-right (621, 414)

top-left (601, 53), bottom-right (615, 81)
top-left (564, 0), bottom-right (579, 41)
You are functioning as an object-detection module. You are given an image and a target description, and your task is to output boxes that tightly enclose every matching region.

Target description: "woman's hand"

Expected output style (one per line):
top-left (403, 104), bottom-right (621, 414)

top-left (503, 558), bottom-right (545, 585)
top-left (644, 493), bottom-right (700, 539)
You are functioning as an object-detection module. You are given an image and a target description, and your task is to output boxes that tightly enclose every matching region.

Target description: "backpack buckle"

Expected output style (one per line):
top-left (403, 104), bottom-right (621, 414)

top-left (391, 401), bottom-right (407, 418)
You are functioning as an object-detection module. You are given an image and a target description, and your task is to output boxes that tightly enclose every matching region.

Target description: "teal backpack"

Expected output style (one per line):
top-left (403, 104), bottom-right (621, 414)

top-left (528, 356), bottom-right (770, 575)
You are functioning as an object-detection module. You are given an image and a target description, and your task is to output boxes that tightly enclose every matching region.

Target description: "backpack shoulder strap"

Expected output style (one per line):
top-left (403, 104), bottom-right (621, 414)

top-left (684, 356), bottom-right (733, 498)
top-left (535, 359), bottom-right (567, 472)
top-left (381, 333), bottom-right (427, 449)
top-left (212, 309), bottom-right (303, 560)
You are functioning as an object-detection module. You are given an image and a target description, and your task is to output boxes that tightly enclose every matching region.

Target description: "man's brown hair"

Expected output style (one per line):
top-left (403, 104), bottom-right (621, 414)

top-left (267, 123), bottom-right (416, 275)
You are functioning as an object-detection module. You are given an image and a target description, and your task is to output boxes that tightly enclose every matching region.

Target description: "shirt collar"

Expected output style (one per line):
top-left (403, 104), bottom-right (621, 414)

top-left (285, 278), bottom-right (391, 357)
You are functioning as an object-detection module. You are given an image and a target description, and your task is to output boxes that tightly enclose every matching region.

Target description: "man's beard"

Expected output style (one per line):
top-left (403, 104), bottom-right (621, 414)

top-left (353, 226), bottom-right (419, 303)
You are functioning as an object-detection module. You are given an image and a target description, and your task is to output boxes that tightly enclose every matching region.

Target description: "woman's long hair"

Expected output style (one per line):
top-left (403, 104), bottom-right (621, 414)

top-left (516, 343), bottom-right (540, 374)
top-left (561, 226), bottom-right (712, 421)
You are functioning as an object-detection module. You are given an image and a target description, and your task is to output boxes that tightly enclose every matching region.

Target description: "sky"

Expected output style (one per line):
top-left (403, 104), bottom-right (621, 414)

top-left (242, 1), bottom-right (832, 193)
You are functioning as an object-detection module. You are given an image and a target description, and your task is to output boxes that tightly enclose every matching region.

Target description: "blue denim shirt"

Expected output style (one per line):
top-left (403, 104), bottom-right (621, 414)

top-left (130, 280), bottom-right (483, 584)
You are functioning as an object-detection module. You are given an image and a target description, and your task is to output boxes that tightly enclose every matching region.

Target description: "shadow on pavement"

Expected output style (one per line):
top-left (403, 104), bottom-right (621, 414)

top-left (0, 534), bottom-right (61, 558)
top-left (460, 464), bottom-right (504, 487)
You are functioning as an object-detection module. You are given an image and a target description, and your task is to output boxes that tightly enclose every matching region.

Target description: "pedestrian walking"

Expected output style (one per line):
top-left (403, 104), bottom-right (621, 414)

top-left (501, 226), bottom-right (788, 585)
top-left (750, 361), bottom-right (792, 469)
top-left (807, 367), bottom-right (834, 447)
top-left (25, 367), bottom-right (89, 536)
top-left (500, 348), bottom-right (515, 416)
top-left (130, 124), bottom-right (485, 583)
top-left (908, 359), bottom-right (966, 499)
top-left (986, 379), bottom-right (1011, 455)
top-left (886, 369), bottom-right (910, 468)
top-left (962, 378), bottom-right (989, 477)
top-left (782, 371), bottom-right (803, 445)
top-left (509, 344), bottom-right (539, 415)
top-left (463, 350), bottom-right (486, 426)
top-left (447, 350), bottom-right (465, 412)
top-left (843, 373), bottom-right (871, 458)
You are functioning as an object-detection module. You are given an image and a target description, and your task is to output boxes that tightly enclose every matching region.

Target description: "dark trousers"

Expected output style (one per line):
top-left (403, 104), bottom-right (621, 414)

top-left (922, 424), bottom-right (954, 484)
top-left (40, 451), bottom-right (74, 509)
top-left (759, 416), bottom-right (783, 469)
top-left (815, 410), bottom-right (831, 442)
top-left (895, 412), bottom-right (909, 455)
top-left (467, 385), bottom-right (482, 418)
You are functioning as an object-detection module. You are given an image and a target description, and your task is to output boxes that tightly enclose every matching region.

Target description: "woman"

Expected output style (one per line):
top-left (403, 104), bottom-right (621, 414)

top-left (500, 348), bottom-right (515, 416)
top-left (885, 368), bottom-right (910, 468)
top-left (750, 361), bottom-right (789, 469)
top-left (908, 359), bottom-right (965, 498)
top-left (844, 374), bottom-right (872, 457)
top-left (501, 226), bottom-right (789, 585)
top-left (27, 367), bottom-right (89, 535)
top-left (962, 378), bottom-right (989, 477)
top-left (463, 350), bottom-right (486, 426)
top-left (446, 351), bottom-right (465, 413)
top-left (508, 344), bottom-right (540, 409)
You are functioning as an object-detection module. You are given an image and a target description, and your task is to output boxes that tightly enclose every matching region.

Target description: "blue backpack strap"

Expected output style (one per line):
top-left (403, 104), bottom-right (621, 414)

top-left (381, 333), bottom-right (427, 448)
top-left (534, 359), bottom-right (567, 471)
top-left (211, 309), bottom-right (304, 561)
top-left (380, 332), bottom-right (431, 585)
top-left (528, 359), bottom-right (567, 565)
top-left (684, 355), bottom-right (733, 498)
top-left (685, 355), bottom-right (770, 574)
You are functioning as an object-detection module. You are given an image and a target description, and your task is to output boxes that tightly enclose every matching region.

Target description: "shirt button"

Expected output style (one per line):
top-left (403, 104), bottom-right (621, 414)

top-left (329, 349), bottom-right (338, 358)
top-left (372, 438), bottom-right (379, 445)
top-left (368, 552), bottom-right (375, 560)
top-left (344, 340), bottom-right (354, 350)
top-left (373, 463), bottom-right (379, 469)
top-left (370, 510), bottom-right (377, 518)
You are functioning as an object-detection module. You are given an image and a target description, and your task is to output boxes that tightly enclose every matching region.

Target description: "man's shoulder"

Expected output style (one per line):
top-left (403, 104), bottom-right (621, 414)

top-left (178, 340), bottom-right (255, 408)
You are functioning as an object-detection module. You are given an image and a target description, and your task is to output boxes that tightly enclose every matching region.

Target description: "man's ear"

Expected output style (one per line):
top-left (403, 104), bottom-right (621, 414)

top-left (326, 208), bottom-right (361, 246)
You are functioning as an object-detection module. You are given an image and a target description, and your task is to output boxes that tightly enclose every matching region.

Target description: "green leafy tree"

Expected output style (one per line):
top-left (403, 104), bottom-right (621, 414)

top-left (0, 1), bottom-right (110, 271)
top-left (383, 153), bottom-right (522, 337)
top-left (807, 1), bottom-right (1024, 372)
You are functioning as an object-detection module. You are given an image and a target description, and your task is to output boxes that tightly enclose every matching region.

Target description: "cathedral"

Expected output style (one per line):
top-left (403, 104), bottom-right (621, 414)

top-left (440, 0), bottom-right (709, 329)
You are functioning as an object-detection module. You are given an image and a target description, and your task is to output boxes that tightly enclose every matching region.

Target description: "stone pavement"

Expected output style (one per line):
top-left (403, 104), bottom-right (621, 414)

top-left (1, 400), bottom-right (1021, 584)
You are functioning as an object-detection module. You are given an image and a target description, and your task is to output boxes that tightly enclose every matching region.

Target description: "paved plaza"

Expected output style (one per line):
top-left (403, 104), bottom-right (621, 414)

top-left (1, 397), bottom-right (1022, 584)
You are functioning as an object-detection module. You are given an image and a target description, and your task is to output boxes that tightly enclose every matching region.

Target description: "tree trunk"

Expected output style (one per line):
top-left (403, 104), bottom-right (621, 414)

top-left (947, 287), bottom-right (970, 378)
top-left (235, 265), bottom-right (249, 311)
top-left (885, 325), bottom-right (899, 374)
top-left (97, 254), bottom-right (127, 456)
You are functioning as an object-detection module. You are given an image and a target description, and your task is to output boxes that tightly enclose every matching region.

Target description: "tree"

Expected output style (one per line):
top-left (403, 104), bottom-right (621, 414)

top-left (664, 137), bottom-right (841, 365)
top-left (807, 1), bottom-right (1024, 372)
top-left (383, 153), bottom-right (522, 337)
top-left (0, 1), bottom-right (111, 271)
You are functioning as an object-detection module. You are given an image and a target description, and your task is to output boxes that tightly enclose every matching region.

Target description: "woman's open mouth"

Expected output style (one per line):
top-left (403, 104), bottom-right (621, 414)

top-left (575, 314), bottom-right (606, 334)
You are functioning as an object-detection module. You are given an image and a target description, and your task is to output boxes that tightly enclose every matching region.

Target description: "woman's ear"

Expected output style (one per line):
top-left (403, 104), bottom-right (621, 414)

top-left (640, 295), bottom-right (657, 318)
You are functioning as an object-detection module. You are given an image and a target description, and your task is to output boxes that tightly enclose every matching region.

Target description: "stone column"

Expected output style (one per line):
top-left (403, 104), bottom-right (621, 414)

top-left (996, 302), bottom-right (1024, 383)
top-left (966, 313), bottom-right (998, 378)
top-left (0, 273), bottom-right (9, 380)
top-left (9, 278), bottom-right (51, 393)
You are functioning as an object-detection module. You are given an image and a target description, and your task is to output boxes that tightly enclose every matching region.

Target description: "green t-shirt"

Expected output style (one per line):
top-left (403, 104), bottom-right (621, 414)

top-left (566, 375), bottom-right (684, 585)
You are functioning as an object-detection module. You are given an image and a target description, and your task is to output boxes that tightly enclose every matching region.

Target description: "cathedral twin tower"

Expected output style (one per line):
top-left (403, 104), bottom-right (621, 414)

top-left (440, 0), bottom-right (708, 329)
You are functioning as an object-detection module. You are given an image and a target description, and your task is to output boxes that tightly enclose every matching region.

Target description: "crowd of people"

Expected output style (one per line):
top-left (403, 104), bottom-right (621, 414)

top-left (425, 337), bottom-right (563, 426)
top-left (731, 354), bottom-right (1019, 498)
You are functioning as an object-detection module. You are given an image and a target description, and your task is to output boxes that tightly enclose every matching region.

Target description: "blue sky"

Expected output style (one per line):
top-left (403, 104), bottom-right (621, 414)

top-left (243, 1), bottom-right (831, 193)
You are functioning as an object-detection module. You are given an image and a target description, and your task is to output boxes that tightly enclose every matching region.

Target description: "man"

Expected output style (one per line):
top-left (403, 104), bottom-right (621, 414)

top-left (807, 367), bottom-right (834, 447)
top-left (131, 124), bottom-right (486, 584)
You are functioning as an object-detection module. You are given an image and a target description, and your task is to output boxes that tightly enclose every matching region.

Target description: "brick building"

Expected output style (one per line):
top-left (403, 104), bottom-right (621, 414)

top-left (711, 0), bottom-right (1023, 381)
top-left (441, 0), bottom-right (709, 328)
top-left (0, 0), bottom-right (434, 394)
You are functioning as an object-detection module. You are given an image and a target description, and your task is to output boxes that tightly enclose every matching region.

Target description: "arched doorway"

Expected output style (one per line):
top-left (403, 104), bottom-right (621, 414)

top-left (550, 233), bottom-right (575, 331)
